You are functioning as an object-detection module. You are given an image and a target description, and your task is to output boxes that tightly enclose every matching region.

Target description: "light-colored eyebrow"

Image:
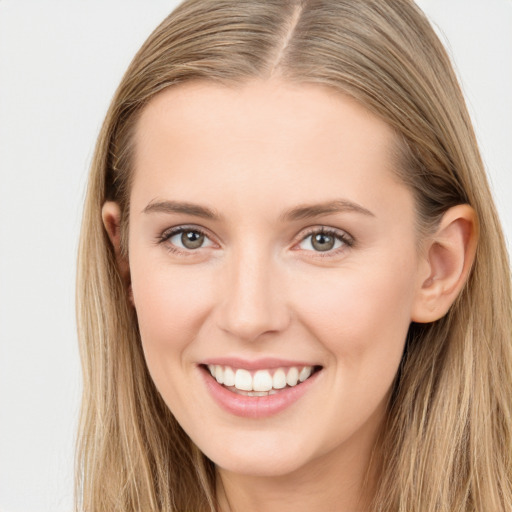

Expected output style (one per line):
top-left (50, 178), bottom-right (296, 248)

top-left (280, 199), bottom-right (375, 222)
top-left (142, 200), bottom-right (223, 220)
top-left (142, 198), bottom-right (374, 222)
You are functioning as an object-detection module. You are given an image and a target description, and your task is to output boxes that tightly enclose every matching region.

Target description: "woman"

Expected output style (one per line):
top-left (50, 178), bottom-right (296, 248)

top-left (75, 0), bottom-right (512, 510)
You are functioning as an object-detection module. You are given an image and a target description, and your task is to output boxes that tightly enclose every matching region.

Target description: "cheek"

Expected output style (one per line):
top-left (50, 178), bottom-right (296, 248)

top-left (288, 257), bottom-right (416, 436)
top-left (293, 254), bottom-right (416, 366)
top-left (130, 259), bottom-right (215, 362)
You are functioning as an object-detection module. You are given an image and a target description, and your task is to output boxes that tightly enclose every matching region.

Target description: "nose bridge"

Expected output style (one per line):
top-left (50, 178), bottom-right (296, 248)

top-left (216, 240), bottom-right (289, 342)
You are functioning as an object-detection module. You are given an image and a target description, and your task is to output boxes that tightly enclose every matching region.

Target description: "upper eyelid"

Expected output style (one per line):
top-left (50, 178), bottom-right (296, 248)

top-left (160, 224), bottom-right (214, 240)
top-left (298, 225), bottom-right (352, 238)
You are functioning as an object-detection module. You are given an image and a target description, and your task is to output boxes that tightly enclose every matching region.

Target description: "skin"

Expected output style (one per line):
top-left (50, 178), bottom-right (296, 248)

top-left (103, 79), bottom-right (477, 512)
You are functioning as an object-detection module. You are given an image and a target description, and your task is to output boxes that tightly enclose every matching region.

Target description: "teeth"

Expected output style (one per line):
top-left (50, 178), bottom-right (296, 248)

top-left (299, 366), bottom-right (312, 382)
top-left (273, 368), bottom-right (287, 389)
top-left (215, 365), bottom-right (224, 384)
top-left (235, 369), bottom-right (253, 391)
top-left (286, 367), bottom-right (299, 386)
top-left (206, 364), bottom-right (316, 393)
top-left (223, 366), bottom-right (235, 387)
top-left (253, 370), bottom-right (273, 392)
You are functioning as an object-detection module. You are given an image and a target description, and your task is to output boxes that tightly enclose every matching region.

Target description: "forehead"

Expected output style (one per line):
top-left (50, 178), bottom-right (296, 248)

top-left (134, 79), bottom-right (398, 161)
top-left (130, 79), bottom-right (407, 218)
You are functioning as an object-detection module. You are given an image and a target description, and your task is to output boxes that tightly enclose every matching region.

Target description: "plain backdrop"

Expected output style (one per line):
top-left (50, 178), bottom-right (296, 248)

top-left (0, 1), bottom-right (510, 511)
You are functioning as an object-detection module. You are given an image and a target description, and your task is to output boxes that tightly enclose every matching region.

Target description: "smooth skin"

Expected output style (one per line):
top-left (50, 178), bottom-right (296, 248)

top-left (103, 79), bottom-right (477, 512)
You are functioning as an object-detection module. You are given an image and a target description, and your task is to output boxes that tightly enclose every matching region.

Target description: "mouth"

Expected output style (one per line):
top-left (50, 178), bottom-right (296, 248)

top-left (200, 362), bottom-right (323, 404)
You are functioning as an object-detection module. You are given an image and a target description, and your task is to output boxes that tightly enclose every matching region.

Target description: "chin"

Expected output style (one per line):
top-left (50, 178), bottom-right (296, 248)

top-left (215, 456), bottom-right (307, 478)
top-left (200, 434), bottom-right (313, 478)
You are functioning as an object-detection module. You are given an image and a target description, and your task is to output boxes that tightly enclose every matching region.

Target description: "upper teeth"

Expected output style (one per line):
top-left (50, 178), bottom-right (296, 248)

top-left (207, 364), bottom-right (314, 392)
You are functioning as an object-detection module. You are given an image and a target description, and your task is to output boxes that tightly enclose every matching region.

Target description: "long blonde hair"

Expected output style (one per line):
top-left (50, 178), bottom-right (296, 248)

top-left (76, 0), bottom-right (512, 510)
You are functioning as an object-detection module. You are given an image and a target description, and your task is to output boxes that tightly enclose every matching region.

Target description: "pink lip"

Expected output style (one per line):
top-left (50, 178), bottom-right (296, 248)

top-left (201, 357), bottom-right (318, 370)
top-left (199, 365), bottom-right (321, 419)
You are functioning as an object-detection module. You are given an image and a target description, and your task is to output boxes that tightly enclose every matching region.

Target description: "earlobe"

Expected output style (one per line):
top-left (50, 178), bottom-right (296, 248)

top-left (101, 201), bottom-right (133, 305)
top-left (411, 204), bottom-right (479, 323)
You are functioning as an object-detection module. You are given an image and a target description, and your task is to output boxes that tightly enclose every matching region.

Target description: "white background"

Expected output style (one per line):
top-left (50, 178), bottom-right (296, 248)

top-left (0, 1), bottom-right (510, 511)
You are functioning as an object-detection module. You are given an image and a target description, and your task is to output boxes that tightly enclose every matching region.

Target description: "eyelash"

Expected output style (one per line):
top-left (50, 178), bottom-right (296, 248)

top-left (297, 227), bottom-right (354, 257)
top-left (156, 225), bottom-right (354, 258)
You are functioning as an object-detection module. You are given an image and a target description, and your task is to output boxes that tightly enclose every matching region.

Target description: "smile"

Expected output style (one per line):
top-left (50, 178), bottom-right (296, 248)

top-left (200, 361), bottom-right (323, 418)
top-left (206, 364), bottom-right (317, 396)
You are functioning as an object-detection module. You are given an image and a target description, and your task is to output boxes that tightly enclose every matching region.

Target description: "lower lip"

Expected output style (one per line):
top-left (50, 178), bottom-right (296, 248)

top-left (199, 366), bottom-right (321, 419)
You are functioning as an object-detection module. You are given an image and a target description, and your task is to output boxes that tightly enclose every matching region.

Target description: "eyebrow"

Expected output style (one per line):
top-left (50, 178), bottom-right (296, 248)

top-left (142, 200), bottom-right (222, 220)
top-left (142, 198), bottom-right (374, 221)
top-left (280, 199), bottom-right (375, 222)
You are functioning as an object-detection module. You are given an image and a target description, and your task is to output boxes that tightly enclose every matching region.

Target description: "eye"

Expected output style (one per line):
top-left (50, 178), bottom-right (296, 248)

top-left (159, 226), bottom-right (214, 252)
top-left (297, 228), bottom-right (353, 254)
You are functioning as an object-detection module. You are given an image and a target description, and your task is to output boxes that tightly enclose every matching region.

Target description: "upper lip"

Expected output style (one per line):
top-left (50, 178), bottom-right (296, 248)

top-left (200, 357), bottom-right (321, 370)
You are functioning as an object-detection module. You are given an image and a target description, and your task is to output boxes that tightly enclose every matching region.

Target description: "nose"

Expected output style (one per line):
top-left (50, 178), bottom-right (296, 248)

top-left (214, 245), bottom-right (291, 343)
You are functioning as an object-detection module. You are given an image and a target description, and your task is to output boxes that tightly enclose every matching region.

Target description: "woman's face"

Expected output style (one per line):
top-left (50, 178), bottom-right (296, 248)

top-left (127, 79), bottom-right (426, 478)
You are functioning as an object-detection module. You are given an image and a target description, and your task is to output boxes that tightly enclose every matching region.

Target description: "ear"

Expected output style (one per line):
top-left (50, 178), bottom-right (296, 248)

top-left (411, 204), bottom-right (478, 323)
top-left (102, 201), bottom-right (133, 305)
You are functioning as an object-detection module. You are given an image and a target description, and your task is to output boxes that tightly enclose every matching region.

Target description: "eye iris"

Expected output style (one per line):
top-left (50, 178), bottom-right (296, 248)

top-left (312, 232), bottom-right (335, 251)
top-left (181, 230), bottom-right (204, 249)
